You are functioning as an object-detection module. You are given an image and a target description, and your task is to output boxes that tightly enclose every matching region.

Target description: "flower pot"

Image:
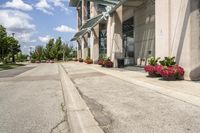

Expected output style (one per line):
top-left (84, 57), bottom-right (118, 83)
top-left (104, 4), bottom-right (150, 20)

top-left (148, 72), bottom-right (160, 77)
top-left (162, 76), bottom-right (177, 81)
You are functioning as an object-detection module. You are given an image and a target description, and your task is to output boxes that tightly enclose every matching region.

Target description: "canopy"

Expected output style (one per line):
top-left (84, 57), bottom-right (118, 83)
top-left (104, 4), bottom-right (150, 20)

top-left (70, 29), bottom-right (88, 41)
top-left (69, 0), bottom-right (80, 7)
top-left (71, 0), bottom-right (127, 41)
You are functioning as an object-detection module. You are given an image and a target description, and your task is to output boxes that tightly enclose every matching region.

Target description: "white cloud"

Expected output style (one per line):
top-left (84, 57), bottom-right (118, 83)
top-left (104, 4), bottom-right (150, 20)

top-left (49, 0), bottom-right (70, 13)
top-left (35, 0), bottom-right (53, 15)
top-left (54, 25), bottom-right (76, 33)
top-left (0, 10), bottom-right (36, 43)
top-left (3, 0), bottom-right (33, 11)
top-left (39, 35), bottom-right (52, 43)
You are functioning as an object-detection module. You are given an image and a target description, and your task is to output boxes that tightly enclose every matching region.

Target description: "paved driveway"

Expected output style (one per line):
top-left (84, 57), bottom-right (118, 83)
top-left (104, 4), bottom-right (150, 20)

top-left (63, 62), bottom-right (200, 133)
top-left (0, 64), bottom-right (69, 133)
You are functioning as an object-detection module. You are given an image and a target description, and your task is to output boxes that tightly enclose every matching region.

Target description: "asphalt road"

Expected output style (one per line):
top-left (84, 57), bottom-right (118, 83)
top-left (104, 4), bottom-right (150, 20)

top-left (0, 64), bottom-right (69, 133)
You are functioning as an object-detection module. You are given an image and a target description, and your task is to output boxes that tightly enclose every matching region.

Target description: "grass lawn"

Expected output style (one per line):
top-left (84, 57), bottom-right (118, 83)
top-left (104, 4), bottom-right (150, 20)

top-left (0, 64), bottom-right (25, 71)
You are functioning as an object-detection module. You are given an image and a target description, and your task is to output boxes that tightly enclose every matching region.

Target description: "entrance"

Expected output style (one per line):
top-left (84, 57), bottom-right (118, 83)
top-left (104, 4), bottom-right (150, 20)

top-left (123, 17), bottom-right (134, 66)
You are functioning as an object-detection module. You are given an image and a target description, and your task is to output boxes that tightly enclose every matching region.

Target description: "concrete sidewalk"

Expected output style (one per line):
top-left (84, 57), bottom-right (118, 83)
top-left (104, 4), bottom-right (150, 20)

top-left (73, 62), bottom-right (200, 107)
top-left (62, 62), bottom-right (200, 133)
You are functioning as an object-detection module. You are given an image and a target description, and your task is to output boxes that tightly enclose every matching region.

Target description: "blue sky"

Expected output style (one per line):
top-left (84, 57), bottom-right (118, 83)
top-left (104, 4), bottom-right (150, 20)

top-left (0, 0), bottom-right (77, 54)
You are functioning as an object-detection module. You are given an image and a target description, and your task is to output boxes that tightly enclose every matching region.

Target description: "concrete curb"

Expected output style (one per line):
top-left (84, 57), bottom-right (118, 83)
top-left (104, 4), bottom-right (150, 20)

top-left (86, 64), bottom-right (200, 108)
top-left (58, 64), bottom-right (104, 133)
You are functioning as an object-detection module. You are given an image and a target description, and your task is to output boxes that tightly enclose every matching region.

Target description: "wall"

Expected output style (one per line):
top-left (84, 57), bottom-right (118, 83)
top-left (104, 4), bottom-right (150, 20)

top-left (134, 0), bottom-right (155, 66)
top-left (91, 25), bottom-right (99, 63)
top-left (156, 0), bottom-right (200, 80)
top-left (189, 0), bottom-right (200, 80)
top-left (107, 6), bottom-right (123, 67)
top-left (77, 40), bottom-right (82, 59)
top-left (90, 2), bottom-right (99, 62)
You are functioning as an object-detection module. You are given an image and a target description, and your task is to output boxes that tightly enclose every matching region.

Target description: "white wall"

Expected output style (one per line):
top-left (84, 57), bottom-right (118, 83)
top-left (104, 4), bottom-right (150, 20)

top-left (156, 0), bottom-right (200, 80)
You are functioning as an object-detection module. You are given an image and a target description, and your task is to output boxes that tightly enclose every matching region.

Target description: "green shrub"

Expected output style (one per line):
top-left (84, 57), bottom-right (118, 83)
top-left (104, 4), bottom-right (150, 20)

top-left (148, 57), bottom-right (160, 66)
top-left (159, 57), bottom-right (176, 67)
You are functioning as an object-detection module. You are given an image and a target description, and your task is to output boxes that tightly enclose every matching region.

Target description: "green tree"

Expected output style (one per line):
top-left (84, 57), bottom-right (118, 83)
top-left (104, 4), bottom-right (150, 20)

top-left (0, 25), bottom-right (8, 61)
top-left (53, 37), bottom-right (62, 60)
top-left (6, 36), bottom-right (20, 63)
top-left (16, 52), bottom-right (28, 62)
top-left (34, 46), bottom-right (45, 61)
top-left (44, 38), bottom-right (54, 60)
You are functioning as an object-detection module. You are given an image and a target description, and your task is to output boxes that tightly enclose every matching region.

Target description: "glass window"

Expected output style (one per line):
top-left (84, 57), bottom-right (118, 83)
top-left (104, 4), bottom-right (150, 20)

top-left (99, 24), bottom-right (107, 58)
top-left (87, 1), bottom-right (90, 19)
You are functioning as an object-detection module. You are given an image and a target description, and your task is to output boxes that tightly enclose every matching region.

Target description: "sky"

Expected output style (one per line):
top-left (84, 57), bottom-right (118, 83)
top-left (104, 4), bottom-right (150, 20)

top-left (0, 0), bottom-right (77, 54)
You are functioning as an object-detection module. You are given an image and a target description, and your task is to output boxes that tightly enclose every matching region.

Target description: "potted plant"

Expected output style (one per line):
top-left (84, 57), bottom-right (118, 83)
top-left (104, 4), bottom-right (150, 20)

top-left (84, 57), bottom-right (93, 64)
top-left (157, 57), bottom-right (184, 80)
top-left (98, 58), bottom-right (104, 65)
top-left (159, 57), bottom-right (176, 67)
top-left (160, 65), bottom-right (185, 80)
top-left (98, 55), bottom-right (106, 65)
top-left (103, 57), bottom-right (113, 68)
top-left (144, 57), bottom-right (161, 77)
top-left (79, 58), bottom-right (83, 62)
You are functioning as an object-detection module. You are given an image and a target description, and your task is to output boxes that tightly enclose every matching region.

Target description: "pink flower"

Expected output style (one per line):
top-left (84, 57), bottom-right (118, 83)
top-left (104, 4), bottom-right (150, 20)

top-left (160, 65), bottom-right (185, 78)
top-left (144, 65), bottom-right (156, 73)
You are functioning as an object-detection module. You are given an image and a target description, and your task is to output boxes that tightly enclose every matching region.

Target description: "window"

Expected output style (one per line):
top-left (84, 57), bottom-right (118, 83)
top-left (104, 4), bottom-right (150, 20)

top-left (87, 1), bottom-right (90, 19)
top-left (99, 24), bottom-right (107, 58)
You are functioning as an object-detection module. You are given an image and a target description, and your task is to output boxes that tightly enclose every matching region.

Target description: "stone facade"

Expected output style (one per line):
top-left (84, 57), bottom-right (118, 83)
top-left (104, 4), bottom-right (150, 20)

top-left (71, 0), bottom-right (200, 80)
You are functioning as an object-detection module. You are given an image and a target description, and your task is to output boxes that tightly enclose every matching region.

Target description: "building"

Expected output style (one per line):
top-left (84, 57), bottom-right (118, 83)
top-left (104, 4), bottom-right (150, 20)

top-left (69, 0), bottom-right (200, 80)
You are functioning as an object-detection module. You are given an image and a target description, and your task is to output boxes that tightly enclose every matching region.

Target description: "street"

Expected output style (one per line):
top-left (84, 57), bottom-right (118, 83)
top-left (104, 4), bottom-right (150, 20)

top-left (0, 64), bottom-right (69, 133)
top-left (1, 62), bottom-right (200, 133)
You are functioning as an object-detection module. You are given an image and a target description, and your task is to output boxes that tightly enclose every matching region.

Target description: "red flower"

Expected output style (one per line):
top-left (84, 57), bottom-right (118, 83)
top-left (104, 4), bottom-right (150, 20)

top-left (155, 65), bottom-right (163, 74)
top-left (144, 65), bottom-right (156, 73)
top-left (98, 60), bottom-right (104, 65)
top-left (160, 65), bottom-right (185, 78)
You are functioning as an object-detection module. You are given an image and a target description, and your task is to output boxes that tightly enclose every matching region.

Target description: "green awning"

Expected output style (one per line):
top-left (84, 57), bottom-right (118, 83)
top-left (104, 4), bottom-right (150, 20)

top-left (80, 14), bottom-right (103, 29)
top-left (71, 0), bottom-right (127, 41)
top-left (70, 29), bottom-right (88, 41)
top-left (87, 0), bottom-right (119, 7)
top-left (69, 0), bottom-right (80, 7)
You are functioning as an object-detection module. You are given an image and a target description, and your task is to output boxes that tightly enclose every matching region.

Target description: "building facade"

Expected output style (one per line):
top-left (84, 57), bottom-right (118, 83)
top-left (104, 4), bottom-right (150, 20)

top-left (70, 0), bottom-right (200, 80)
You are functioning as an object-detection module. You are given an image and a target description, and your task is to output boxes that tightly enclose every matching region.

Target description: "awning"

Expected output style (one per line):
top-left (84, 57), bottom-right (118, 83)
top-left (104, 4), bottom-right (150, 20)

top-left (69, 0), bottom-right (80, 7)
top-left (87, 0), bottom-right (119, 7)
top-left (71, 0), bottom-right (127, 41)
top-left (70, 29), bottom-right (88, 41)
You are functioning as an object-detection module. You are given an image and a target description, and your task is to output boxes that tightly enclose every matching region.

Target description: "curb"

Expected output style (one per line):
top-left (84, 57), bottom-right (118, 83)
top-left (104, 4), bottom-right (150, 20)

top-left (58, 64), bottom-right (104, 133)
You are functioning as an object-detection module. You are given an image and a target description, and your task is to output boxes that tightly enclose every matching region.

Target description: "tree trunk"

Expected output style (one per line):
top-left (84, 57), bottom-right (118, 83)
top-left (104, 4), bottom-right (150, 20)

top-left (12, 54), bottom-right (15, 63)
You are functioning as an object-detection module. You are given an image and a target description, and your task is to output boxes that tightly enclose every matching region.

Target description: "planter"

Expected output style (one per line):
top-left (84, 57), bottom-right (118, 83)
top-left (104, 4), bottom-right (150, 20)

top-left (86, 61), bottom-right (93, 64)
top-left (117, 58), bottom-right (124, 68)
top-left (148, 72), bottom-right (160, 77)
top-left (98, 60), bottom-right (104, 65)
top-left (162, 76), bottom-right (177, 81)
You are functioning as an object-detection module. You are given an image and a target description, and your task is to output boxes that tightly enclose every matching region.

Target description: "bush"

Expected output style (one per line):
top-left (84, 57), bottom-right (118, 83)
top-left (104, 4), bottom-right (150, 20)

top-left (31, 59), bottom-right (36, 63)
